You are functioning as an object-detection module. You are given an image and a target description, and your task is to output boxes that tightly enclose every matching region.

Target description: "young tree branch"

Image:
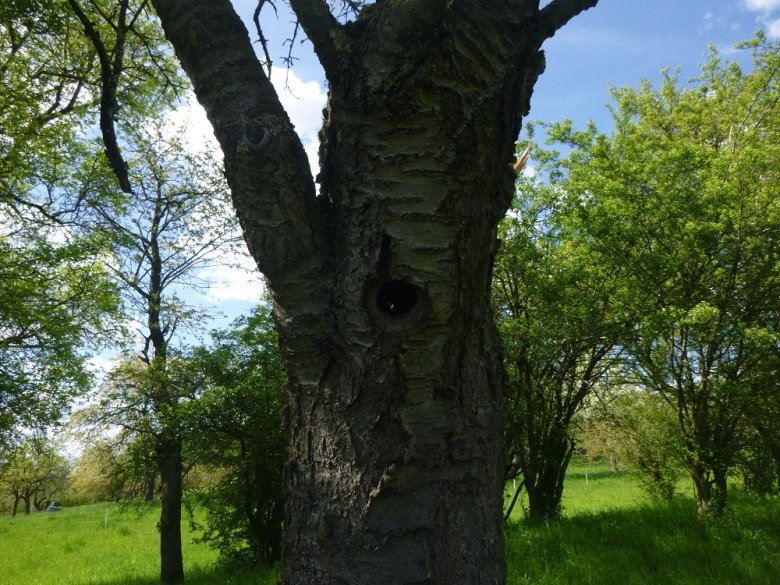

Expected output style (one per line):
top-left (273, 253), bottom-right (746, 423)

top-left (538, 0), bottom-right (598, 40)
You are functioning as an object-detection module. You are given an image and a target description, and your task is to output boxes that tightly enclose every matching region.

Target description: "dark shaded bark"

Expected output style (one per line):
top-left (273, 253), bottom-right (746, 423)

top-left (158, 433), bottom-right (184, 585)
top-left (150, 0), bottom-right (598, 582)
top-left (518, 427), bottom-right (573, 521)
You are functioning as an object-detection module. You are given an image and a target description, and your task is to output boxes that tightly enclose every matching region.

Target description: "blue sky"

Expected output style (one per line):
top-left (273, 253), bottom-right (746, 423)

top-left (227, 0), bottom-right (779, 133)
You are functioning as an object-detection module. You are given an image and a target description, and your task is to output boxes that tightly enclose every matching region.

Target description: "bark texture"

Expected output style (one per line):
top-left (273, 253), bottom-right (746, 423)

top-left (151, 0), bottom-right (598, 583)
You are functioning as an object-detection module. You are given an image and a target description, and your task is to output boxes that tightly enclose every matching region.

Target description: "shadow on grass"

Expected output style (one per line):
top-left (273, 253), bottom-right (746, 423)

top-left (565, 468), bottom-right (629, 482)
top-left (81, 563), bottom-right (279, 585)
top-left (506, 491), bottom-right (780, 585)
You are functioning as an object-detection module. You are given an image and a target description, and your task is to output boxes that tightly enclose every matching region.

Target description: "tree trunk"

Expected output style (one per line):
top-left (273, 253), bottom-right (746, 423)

top-left (712, 466), bottom-right (728, 516)
top-left (690, 460), bottom-right (712, 517)
top-left (143, 471), bottom-right (157, 501)
top-left (158, 432), bottom-right (184, 585)
top-left (521, 434), bottom-right (572, 521)
top-left (11, 495), bottom-right (20, 517)
top-left (150, 1), bottom-right (599, 582)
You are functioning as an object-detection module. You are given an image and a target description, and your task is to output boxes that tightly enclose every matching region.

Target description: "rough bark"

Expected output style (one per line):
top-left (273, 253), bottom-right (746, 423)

top-left (158, 433), bottom-right (184, 585)
top-left (150, 0), bottom-right (598, 583)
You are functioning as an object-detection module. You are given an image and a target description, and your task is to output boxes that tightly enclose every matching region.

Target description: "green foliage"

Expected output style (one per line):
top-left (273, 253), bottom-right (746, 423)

top-left (495, 152), bottom-right (628, 520)
top-left (538, 34), bottom-right (780, 514)
top-left (596, 390), bottom-right (686, 500)
top-left (0, 438), bottom-right (70, 515)
top-left (184, 305), bottom-right (287, 567)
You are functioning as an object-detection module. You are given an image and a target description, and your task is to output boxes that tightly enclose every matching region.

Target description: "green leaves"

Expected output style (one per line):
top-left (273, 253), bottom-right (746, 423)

top-left (538, 34), bottom-right (780, 513)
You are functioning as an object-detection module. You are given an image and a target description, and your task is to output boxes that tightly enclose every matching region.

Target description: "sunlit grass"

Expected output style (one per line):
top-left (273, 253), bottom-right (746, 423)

top-left (2, 467), bottom-right (779, 584)
top-left (0, 502), bottom-right (278, 585)
top-left (505, 461), bottom-right (780, 585)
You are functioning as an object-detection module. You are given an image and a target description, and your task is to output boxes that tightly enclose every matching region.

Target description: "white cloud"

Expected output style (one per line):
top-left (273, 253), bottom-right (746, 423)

top-left (165, 94), bottom-right (218, 154)
top-left (767, 16), bottom-right (780, 37)
top-left (270, 67), bottom-right (327, 176)
top-left (197, 249), bottom-right (266, 302)
top-left (744, 0), bottom-right (780, 11)
top-left (741, 0), bottom-right (780, 39)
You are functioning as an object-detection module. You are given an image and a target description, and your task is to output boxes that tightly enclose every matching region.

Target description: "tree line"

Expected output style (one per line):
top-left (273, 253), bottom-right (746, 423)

top-left (496, 34), bottom-right (780, 520)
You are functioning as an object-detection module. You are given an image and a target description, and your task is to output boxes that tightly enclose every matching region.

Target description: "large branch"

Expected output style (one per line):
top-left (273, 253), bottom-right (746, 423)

top-left (288, 0), bottom-right (348, 79)
top-left (149, 0), bottom-right (325, 283)
top-left (67, 0), bottom-right (133, 193)
top-left (538, 0), bottom-right (598, 39)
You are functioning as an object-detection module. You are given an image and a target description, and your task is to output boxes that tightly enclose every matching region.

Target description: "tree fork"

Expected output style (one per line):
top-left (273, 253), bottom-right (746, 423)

top-left (150, 0), bottom-right (599, 583)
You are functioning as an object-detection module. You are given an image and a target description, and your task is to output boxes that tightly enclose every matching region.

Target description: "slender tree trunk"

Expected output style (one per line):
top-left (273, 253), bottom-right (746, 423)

top-left (522, 435), bottom-right (573, 521)
top-left (690, 460), bottom-right (712, 517)
top-left (158, 432), bottom-right (184, 585)
top-left (150, 1), bottom-right (599, 582)
top-left (143, 471), bottom-right (157, 501)
top-left (11, 495), bottom-right (20, 517)
top-left (712, 466), bottom-right (728, 516)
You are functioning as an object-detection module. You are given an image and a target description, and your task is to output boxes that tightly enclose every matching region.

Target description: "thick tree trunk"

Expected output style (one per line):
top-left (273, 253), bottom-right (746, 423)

top-left (157, 432), bottom-right (184, 585)
top-left (150, 1), bottom-right (599, 583)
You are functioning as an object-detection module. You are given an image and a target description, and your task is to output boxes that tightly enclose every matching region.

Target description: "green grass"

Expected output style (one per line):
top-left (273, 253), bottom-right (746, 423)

top-left (2, 467), bottom-right (779, 584)
top-left (0, 502), bottom-right (278, 585)
top-left (505, 462), bottom-right (780, 584)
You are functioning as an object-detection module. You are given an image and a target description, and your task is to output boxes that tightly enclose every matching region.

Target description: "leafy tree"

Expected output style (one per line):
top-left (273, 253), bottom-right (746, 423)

top-left (73, 120), bottom-right (239, 584)
top-left (494, 169), bottom-right (627, 520)
top-left (184, 305), bottom-right (286, 567)
top-left (0, 438), bottom-right (69, 516)
top-left (141, 2), bottom-right (599, 581)
top-left (596, 388), bottom-right (685, 500)
top-left (66, 441), bottom-right (118, 504)
top-left (550, 35), bottom-right (780, 516)
top-left (0, 0), bottom-right (122, 449)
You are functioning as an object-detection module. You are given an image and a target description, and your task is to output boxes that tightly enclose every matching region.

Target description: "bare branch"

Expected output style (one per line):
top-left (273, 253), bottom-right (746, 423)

top-left (538, 0), bottom-right (599, 40)
top-left (253, 0), bottom-right (276, 77)
top-left (288, 0), bottom-right (349, 78)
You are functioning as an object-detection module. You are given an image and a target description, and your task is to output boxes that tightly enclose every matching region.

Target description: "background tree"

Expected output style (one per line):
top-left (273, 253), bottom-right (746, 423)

top-left (184, 305), bottom-right (286, 567)
top-left (75, 121), bottom-right (239, 584)
top-left (144, 2), bottom-right (598, 582)
top-left (0, 438), bottom-right (69, 516)
top-left (551, 35), bottom-right (780, 516)
top-left (0, 0), bottom-right (122, 450)
top-left (494, 166), bottom-right (627, 521)
top-left (594, 388), bottom-right (685, 500)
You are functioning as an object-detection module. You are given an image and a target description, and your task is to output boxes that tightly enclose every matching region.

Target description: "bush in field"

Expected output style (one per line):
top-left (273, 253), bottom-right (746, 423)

top-left (184, 305), bottom-right (286, 566)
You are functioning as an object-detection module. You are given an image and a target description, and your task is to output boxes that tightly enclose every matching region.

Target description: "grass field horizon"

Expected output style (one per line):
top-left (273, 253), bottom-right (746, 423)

top-left (2, 462), bottom-right (779, 584)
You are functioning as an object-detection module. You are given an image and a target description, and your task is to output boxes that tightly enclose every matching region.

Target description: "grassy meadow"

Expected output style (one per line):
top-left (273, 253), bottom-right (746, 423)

top-left (1, 463), bottom-right (779, 584)
top-left (0, 501), bottom-right (279, 585)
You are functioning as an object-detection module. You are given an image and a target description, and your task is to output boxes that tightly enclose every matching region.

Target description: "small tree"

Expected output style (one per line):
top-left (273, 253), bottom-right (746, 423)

top-left (0, 439), bottom-right (69, 516)
top-left (185, 305), bottom-right (287, 566)
top-left (494, 166), bottom-right (626, 520)
top-left (598, 388), bottom-right (685, 500)
top-left (552, 36), bottom-right (780, 515)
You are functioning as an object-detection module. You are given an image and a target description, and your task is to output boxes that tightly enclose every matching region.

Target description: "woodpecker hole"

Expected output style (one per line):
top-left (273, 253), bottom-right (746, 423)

top-left (377, 280), bottom-right (417, 316)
